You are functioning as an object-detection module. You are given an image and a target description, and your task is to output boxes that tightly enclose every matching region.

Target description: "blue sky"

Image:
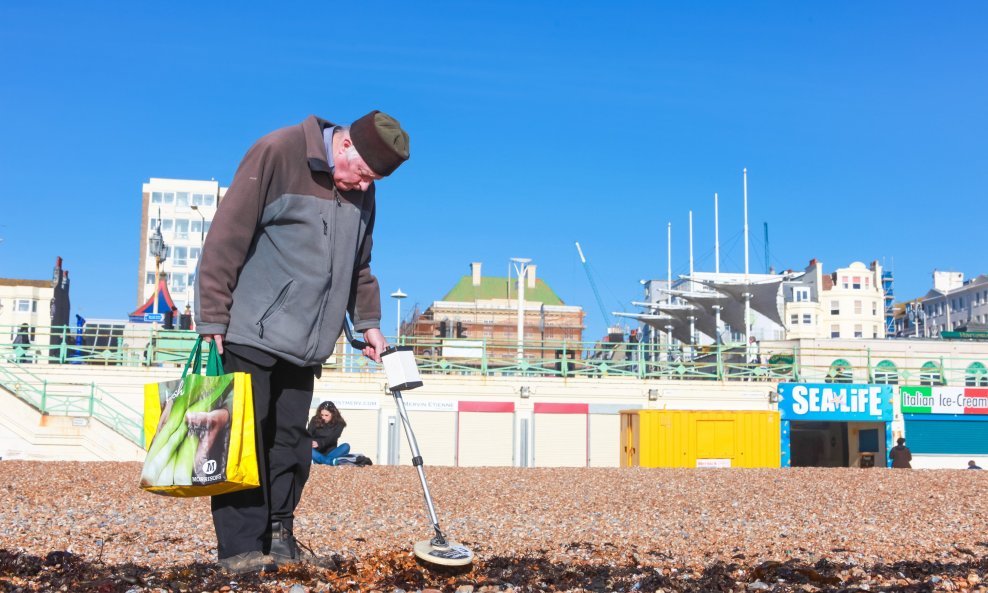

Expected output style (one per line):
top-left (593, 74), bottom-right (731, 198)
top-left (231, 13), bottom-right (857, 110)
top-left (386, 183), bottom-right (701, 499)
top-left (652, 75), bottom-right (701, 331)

top-left (1, 2), bottom-right (986, 340)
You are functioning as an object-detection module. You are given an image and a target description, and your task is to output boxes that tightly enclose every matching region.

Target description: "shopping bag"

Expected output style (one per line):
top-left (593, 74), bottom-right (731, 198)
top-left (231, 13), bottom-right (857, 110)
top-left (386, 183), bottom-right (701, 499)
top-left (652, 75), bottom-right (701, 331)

top-left (140, 337), bottom-right (259, 497)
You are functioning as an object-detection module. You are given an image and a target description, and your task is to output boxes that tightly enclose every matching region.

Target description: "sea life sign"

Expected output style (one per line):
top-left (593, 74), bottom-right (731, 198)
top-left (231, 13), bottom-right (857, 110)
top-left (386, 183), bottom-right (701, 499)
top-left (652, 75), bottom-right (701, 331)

top-left (777, 383), bottom-right (893, 421)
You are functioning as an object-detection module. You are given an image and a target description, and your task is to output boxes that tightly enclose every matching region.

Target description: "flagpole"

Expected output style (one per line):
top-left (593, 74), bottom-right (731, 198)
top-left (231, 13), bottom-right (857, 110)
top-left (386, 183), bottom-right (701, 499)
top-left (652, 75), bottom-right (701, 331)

top-left (743, 168), bottom-right (751, 347)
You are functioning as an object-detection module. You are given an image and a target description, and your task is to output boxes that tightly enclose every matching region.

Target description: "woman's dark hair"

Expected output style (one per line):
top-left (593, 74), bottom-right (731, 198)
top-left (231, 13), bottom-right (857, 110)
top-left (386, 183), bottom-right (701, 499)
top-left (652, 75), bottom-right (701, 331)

top-left (311, 401), bottom-right (346, 429)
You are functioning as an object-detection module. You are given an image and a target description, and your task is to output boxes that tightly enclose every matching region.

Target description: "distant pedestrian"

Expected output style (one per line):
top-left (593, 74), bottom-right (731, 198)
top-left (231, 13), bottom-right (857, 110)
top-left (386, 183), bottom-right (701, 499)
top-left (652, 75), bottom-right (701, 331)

top-left (179, 305), bottom-right (193, 330)
top-left (889, 437), bottom-right (912, 469)
top-left (12, 324), bottom-right (32, 363)
top-left (747, 336), bottom-right (762, 365)
top-left (967, 460), bottom-right (982, 470)
top-left (163, 306), bottom-right (177, 330)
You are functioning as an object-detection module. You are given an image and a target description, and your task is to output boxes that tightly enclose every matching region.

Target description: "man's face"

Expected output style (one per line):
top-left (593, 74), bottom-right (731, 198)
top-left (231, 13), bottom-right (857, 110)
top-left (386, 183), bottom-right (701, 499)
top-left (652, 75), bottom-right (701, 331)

top-left (333, 136), bottom-right (382, 192)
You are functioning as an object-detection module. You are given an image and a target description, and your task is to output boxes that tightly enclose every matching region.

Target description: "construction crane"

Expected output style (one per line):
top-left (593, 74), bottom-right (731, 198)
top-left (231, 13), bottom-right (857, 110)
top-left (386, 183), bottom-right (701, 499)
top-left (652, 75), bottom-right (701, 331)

top-left (575, 241), bottom-right (616, 333)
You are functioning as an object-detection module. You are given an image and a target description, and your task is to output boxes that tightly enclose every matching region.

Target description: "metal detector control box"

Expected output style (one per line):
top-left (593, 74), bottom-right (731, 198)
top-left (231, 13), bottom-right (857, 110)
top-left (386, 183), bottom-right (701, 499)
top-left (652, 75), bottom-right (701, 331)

top-left (381, 347), bottom-right (423, 391)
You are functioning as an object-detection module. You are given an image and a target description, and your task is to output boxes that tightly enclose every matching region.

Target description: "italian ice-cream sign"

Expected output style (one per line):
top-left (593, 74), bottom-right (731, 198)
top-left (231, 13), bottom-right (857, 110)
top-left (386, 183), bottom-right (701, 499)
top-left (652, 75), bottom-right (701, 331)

top-left (900, 386), bottom-right (988, 415)
top-left (777, 383), bottom-right (893, 421)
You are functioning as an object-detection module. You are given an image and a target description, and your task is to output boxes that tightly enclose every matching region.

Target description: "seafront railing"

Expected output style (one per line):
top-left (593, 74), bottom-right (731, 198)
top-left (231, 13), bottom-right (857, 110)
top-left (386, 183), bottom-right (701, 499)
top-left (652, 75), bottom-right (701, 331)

top-left (2, 324), bottom-right (987, 387)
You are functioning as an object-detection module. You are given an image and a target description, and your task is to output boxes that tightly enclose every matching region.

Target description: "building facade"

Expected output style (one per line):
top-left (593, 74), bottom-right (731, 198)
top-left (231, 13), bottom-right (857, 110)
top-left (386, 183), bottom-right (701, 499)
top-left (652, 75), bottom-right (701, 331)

top-left (405, 262), bottom-right (585, 360)
top-left (783, 259), bottom-right (886, 340)
top-left (137, 178), bottom-right (226, 311)
top-left (917, 272), bottom-right (988, 336)
top-left (0, 278), bottom-right (54, 344)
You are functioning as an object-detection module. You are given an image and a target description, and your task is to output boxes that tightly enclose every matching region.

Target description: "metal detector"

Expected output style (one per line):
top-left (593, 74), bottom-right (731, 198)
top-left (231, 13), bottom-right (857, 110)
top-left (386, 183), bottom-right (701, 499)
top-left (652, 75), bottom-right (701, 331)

top-left (343, 322), bottom-right (474, 567)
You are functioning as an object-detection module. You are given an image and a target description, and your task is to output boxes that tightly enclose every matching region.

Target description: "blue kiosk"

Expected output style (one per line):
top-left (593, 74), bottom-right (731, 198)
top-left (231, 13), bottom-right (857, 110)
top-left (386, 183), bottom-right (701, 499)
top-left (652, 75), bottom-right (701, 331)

top-left (778, 383), bottom-right (894, 468)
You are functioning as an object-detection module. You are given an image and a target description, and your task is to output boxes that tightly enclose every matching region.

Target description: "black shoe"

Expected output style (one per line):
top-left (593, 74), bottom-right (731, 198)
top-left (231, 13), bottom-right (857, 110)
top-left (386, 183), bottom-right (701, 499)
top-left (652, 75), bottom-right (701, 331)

top-left (269, 521), bottom-right (337, 569)
top-left (270, 520), bottom-right (300, 565)
top-left (217, 551), bottom-right (277, 575)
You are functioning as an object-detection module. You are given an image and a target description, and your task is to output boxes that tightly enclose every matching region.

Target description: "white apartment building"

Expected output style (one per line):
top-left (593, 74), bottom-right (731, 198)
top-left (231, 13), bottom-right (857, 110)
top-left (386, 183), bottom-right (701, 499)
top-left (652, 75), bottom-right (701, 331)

top-left (0, 278), bottom-right (54, 343)
top-left (784, 259), bottom-right (886, 340)
top-left (918, 271), bottom-right (988, 335)
top-left (137, 178), bottom-right (227, 310)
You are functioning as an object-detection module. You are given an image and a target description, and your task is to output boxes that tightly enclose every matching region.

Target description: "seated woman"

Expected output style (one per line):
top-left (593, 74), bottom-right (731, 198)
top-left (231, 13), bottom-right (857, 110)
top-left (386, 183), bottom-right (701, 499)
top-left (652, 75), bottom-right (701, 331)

top-left (308, 401), bottom-right (350, 466)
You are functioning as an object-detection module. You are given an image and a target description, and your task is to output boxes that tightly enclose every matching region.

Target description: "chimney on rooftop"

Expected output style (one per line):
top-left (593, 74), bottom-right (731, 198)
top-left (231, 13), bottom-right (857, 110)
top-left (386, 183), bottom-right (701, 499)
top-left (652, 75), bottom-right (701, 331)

top-left (527, 265), bottom-right (537, 289)
top-left (471, 262), bottom-right (482, 287)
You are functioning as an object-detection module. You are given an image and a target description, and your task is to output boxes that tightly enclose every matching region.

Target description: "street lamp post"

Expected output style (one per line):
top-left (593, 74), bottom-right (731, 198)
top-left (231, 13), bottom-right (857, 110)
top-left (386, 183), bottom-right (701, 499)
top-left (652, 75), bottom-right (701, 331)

top-left (147, 213), bottom-right (168, 326)
top-left (390, 288), bottom-right (407, 342)
top-left (511, 257), bottom-right (532, 362)
top-left (190, 205), bottom-right (206, 248)
top-left (190, 205), bottom-right (206, 307)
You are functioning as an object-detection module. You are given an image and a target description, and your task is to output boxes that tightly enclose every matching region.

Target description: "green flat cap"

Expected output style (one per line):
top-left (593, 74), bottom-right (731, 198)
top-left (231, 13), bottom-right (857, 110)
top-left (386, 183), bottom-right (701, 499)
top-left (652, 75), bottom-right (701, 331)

top-left (350, 110), bottom-right (410, 176)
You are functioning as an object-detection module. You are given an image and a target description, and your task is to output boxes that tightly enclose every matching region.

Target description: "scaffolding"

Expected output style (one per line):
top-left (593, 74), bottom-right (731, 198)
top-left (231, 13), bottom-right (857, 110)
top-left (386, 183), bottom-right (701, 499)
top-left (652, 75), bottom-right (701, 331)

top-left (882, 270), bottom-right (895, 336)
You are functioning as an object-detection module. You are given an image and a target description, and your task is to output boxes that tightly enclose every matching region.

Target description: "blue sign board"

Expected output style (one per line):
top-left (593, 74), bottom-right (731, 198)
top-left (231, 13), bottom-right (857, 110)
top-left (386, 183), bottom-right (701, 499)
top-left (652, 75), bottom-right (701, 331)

top-left (144, 313), bottom-right (165, 322)
top-left (777, 383), bottom-right (893, 422)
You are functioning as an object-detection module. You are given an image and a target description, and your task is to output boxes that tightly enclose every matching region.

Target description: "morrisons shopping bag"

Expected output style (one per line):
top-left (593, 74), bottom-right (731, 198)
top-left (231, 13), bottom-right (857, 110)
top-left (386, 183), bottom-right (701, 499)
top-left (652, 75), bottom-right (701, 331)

top-left (140, 337), bottom-right (259, 497)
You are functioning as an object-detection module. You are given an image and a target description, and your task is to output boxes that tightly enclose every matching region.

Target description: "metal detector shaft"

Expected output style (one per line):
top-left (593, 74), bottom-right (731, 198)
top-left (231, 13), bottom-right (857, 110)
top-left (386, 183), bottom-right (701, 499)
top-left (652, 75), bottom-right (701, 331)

top-left (391, 387), bottom-right (446, 544)
top-left (342, 321), bottom-right (447, 544)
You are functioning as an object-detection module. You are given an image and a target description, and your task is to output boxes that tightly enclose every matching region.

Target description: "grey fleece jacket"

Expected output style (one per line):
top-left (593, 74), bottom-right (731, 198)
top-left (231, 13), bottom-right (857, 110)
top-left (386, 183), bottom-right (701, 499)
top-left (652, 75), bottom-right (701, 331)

top-left (194, 115), bottom-right (381, 367)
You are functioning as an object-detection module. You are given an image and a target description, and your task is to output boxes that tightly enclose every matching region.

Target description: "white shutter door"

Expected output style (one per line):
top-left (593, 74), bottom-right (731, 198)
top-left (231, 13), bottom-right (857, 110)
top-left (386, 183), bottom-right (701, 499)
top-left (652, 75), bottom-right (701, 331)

top-left (338, 409), bottom-right (379, 464)
top-left (535, 414), bottom-right (587, 467)
top-left (588, 414), bottom-right (620, 467)
top-left (398, 411), bottom-right (457, 467)
top-left (458, 412), bottom-right (514, 467)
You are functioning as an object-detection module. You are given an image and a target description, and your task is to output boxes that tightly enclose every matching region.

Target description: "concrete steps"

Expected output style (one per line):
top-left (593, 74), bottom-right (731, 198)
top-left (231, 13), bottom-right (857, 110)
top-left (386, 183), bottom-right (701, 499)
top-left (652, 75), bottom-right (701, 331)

top-left (0, 383), bottom-right (144, 461)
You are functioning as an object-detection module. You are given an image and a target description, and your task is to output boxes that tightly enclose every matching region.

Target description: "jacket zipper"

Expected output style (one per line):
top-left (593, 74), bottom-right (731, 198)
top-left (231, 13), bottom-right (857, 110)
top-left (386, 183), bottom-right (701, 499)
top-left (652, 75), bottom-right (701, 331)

top-left (256, 280), bottom-right (293, 339)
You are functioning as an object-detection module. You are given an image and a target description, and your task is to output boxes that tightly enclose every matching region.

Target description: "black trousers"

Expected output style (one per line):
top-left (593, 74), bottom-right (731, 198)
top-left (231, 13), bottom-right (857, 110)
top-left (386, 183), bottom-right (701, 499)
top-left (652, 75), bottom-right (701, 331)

top-left (211, 345), bottom-right (315, 559)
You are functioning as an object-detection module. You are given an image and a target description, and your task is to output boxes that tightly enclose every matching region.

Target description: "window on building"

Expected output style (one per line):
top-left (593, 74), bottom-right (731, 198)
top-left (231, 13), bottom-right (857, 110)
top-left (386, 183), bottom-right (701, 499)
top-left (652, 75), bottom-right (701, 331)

top-left (831, 324), bottom-right (840, 338)
top-left (151, 191), bottom-right (163, 204)
top-left (791, 314), bottom-right (798, 325)
top-left (176, 192), bottom-right (190, 208)
top-left (192, 193), bottom-right (204, 206)
top-left (872, 302), bottom-right (877, 316)
top-left (803, 314), bottom-right (812, 324)
top-left (865, 277), bottom-right (870, 288)
top-left (842, 277), bottom-right (849, 289)
top-left (920, 361), bottom-right (943, 386)
top-left (173, 246), bottom-right (188, 267)
top-left (146, 272), bottom-right (155, 284)
top-left (966, 362), bottom-right (988, 387)
top-left (204, 194), bottom-right (216, 207)
top-left (203, 221), bottom-right (211, 234)
top-left (149, 218), bottom-right (158, 231)
top-left (793, 288), bottom-right (810, 302)
top-left (854, 300), bottom-right (862, 314)
top-left (852, 276), bottom-right (861, 289)
top-left (831, 301), bottom-right (840, 315)
top-left (874, 360), bottom-right (898, 385)
top-left (190, 247), bottom-right (201, 261)
top-left (827, 358), bottom-right (853, 383)
top-left (191, 220), bottom-right (202, 235)
top-left (161, 219), bottom-right (173, 233)
top-left (187, 272), bottom-right (196, 286)
top-left (175, 219), bottom-right (189, 239)
top-left (15, 299), bottom-right (33, 312)
top-left (163, 192), bottom-right (175, 204)
top-left (171, 274), bottom-right (188, 292)
top-left (854, 324), bottom-right (863, 338)
top-left (873, 325), bottom-right (878, 338)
